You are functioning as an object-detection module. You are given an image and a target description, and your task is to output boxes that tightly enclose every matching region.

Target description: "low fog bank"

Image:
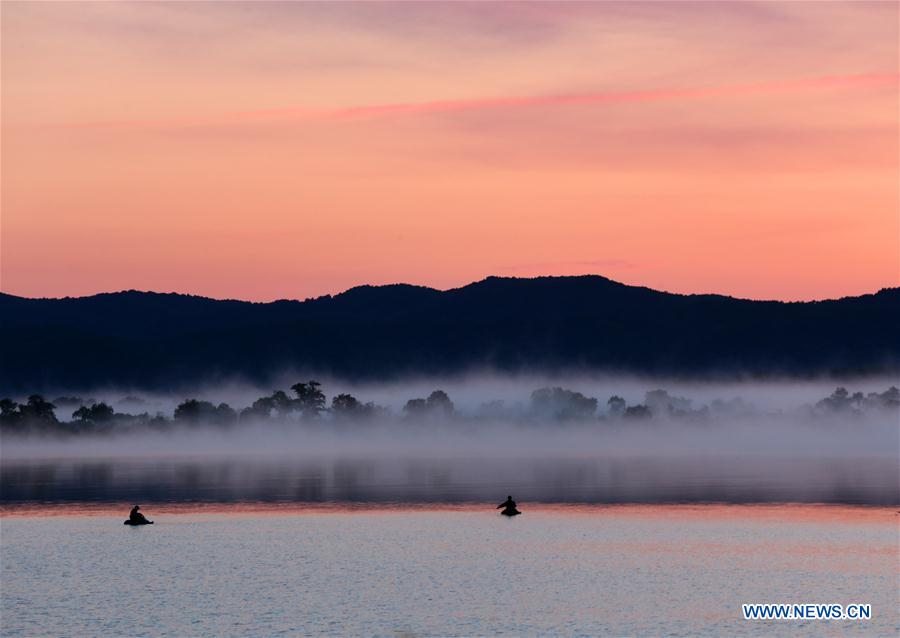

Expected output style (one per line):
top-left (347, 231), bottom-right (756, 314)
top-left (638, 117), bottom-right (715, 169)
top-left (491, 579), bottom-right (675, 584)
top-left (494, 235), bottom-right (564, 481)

top-left (1, 410), bottom-right (898, 461)
top-left (2, 375), bottom-right (897, 457)
top-left (2, 375), bottom-right (897, 505)
top-left (6, 372), bottom-right (900, 422)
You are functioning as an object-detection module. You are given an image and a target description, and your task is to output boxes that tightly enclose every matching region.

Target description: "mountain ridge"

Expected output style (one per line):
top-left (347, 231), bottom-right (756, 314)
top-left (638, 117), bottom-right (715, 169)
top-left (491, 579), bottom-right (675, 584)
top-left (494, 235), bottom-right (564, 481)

top-left (4, 274), bottom-right (896, 305)
top-left (2, 275), bottom-right (898, 392)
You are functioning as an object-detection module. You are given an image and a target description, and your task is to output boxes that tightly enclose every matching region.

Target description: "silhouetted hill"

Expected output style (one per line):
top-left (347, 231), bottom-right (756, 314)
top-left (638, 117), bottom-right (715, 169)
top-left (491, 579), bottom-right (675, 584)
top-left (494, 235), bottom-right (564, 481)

top-left (1, 276), bottom-right (898, 392)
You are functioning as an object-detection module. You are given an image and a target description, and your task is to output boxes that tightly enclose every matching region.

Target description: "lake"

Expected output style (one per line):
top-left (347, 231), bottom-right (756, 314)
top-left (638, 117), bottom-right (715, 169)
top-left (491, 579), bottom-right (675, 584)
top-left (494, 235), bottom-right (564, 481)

top-left (1, 504), bottom-right (896, 636)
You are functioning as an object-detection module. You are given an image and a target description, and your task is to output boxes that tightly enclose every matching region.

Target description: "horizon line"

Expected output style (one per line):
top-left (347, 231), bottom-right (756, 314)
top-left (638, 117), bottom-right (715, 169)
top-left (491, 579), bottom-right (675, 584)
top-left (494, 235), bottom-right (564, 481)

top-left (1, 274), bottom-right (896, 305)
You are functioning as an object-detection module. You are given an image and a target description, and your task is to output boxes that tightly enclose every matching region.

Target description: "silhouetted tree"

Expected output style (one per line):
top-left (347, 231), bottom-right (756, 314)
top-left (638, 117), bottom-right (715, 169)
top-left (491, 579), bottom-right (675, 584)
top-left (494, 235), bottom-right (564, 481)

top-left (0, 399), bottom-right (21, 429)
top-left (19, 395), bottom-right (58, 426)
top-left (644, 389), bottom-right (692, 417)
top-left (332, 393), bottom-right (361, 414)
top-left (403, 398), bottom-right (428, 416)
top-left (864, 386), bottom-right (900, 410)
top-left (403, 390), bottom-right (455, 419)
top-left (146, 412), bottom-right (172, 430)
top-left (426, 390), bottom-right (454, 416)
top-left (93, 403), bottom-right (115, 421)
top-left (607, 396), bottom-right (626, 417)
top-left (270, 390), bottom-right (294, 417)
top-left (816, 387), bottom-right (855, 413)
top-left (291, 381), bottom-right (326, 418)
top-left (174, 399), bottom-right (214, 422)
top-left (331, 394), bottom-right (364, 417)
top-left (331, 393), bottom-right (380, 420)
top-left (214, 402), bottom-right (237, 425)
top-left (241, 395), bottom-right (276, 421)
top-left (530, 387), bottom-right (597, 421)
top-left (624, 404), bottom-right (652, 419)
top-left (174, 399), bottom-right (236, 426)
top-left (72, 402), bottom-right (115, 423)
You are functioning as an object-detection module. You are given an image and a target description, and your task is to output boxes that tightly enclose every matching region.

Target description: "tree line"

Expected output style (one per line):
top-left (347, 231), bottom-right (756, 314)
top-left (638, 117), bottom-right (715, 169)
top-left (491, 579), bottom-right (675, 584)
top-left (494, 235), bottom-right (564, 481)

top-left (1, 382), bottom-right (897, 436)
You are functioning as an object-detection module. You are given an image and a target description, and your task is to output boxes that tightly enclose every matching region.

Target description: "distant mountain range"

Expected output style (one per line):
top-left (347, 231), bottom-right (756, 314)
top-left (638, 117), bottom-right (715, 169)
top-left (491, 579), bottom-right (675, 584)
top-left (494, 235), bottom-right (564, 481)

top-left (1, 275), bottom-right (898, 392)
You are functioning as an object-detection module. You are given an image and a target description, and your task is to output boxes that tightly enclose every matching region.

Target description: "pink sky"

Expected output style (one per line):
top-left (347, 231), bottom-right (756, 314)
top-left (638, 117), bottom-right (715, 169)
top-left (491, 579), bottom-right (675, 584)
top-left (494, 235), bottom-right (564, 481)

top-left (2, 1), bottom-right (898, 301)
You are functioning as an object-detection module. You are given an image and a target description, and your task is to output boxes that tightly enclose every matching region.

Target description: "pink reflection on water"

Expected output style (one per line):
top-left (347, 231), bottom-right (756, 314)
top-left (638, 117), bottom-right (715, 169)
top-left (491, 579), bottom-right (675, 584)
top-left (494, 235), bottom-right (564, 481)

top-left (1, 501), bottom-right (896, 525)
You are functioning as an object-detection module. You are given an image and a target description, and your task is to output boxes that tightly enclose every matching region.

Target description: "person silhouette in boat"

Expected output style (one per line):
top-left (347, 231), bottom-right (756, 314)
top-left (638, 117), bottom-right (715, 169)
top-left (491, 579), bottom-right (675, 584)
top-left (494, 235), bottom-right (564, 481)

top-left (124, 505), bottom-right (153, 525)
top-left (497, 495), bottom-right (521, 517)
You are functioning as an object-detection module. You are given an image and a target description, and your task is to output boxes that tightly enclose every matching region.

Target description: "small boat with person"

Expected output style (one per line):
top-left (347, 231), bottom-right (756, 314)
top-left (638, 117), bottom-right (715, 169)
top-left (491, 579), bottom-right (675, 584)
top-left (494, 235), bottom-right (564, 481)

top-left (497, 495), bottom-right (521, 517)
top-left (124, 505), bottom-right (154, 526)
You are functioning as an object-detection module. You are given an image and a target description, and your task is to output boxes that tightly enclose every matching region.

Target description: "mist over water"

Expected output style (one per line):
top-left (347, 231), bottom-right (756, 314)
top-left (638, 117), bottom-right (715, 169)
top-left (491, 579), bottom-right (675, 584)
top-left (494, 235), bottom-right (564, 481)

top-left (14, 372), bottom-right (896, 420)
top-left (2, 374), bottom-right (898, 505)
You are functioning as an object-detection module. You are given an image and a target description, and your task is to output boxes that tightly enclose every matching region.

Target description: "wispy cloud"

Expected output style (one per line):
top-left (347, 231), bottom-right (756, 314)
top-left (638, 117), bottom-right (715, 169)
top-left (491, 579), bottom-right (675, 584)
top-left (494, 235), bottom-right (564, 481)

top-left (283, 73), bottom-right (899, 120)
top-left (68, 72), bottom-right (898, 131)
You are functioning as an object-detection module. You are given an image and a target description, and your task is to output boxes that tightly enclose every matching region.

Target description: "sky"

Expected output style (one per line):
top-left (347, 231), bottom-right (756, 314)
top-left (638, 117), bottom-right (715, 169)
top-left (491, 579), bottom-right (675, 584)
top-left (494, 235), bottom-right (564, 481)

top-left (2, 1), bottom-right (898, 302)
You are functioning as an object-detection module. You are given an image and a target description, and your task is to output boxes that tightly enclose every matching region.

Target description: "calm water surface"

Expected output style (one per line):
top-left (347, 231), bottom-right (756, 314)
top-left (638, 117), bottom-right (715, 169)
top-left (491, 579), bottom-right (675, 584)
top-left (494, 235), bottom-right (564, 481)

top-left (1, 504), bottom-right (896, 637)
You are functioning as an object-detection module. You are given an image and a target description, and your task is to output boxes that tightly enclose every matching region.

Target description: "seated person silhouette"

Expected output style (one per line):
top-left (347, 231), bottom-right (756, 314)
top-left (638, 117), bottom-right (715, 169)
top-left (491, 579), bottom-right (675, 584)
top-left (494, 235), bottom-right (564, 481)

top-left (124, 505), bottom-right (153, 525)
top-left (497, 495), bottom-right (521, 517)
